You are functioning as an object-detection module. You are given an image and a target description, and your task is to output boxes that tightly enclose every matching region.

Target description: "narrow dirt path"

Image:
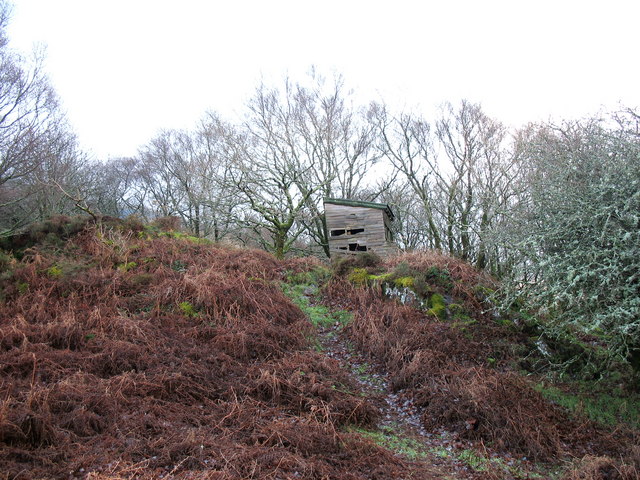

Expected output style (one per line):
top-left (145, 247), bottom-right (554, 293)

top-left (316, 321), bottom-right (484, 479)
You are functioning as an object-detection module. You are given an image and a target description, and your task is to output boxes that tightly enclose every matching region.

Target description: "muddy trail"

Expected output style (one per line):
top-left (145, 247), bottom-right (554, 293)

top-left (313, 252), bottom-right (640, 479)
top-left (316, 318), bottom-right (483, 479)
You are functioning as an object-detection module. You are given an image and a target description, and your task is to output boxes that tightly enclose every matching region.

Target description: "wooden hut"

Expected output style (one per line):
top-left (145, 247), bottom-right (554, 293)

top-left (324, 198), bottom-right (398, 258)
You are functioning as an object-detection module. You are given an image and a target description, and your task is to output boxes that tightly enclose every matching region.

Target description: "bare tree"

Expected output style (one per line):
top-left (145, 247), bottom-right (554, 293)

top-left (137, 113), bottom-right (239, 239)
top-left (0, 1), bottom-right (69, 234)
top-left (435, 100), bottom-right (510, 264)
top-left (293, 73), bottom-right (384, 255)
top-left (139, 129), bottom-right (214, 235)
top-left (192, 112), bottom-right (240, 241)
top-left (374, 105), bottom-right (444, 250)
top-left (376, 182), bottom-right (428, 251)
top-left (85, 157), bottom-right (148, 218)
top-left (228, 83), bottom-right (320, 258)
top-left (377, 100), bottom-right (517, 270)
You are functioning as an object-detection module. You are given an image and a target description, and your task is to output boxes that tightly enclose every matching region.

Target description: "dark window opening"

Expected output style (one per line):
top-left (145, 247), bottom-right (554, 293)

top-left (338, 246), bottom-right (348, 250)
top-left (348, 243), bottom-right (367, 252)
top-left (331, 227), bottom-right (365, 237)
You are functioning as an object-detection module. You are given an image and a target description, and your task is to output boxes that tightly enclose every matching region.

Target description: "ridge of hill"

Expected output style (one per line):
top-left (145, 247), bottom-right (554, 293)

top-left (0, 216), bottom-right (638, 479)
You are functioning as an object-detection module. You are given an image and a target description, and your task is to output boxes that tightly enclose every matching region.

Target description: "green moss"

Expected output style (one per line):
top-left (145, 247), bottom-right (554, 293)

top-left (117, 261), bottom-right (137, 272)
top-left (394, 276), bottom-right (415, 288)
top-left (368, 272), bottom-right (392, 282)
top-left (178, 301), bottom-right (198, 317)
top-left (347, 267), bottom-right (370, 286)
top-left (46, 265), bottom-right (63, 279)
top-left (427, 293), bottom-right (447, 319)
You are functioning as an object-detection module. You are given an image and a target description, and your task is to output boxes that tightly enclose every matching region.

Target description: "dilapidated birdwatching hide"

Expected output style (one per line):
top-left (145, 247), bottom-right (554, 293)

top-left (324, 198), bottom-right (398, 258)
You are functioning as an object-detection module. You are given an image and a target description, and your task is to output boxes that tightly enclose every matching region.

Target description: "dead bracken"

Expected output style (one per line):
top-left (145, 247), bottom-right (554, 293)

top-left (0, 218), bottom-right (638, 479)
top-left (0, 219), bottom-right (410, 479)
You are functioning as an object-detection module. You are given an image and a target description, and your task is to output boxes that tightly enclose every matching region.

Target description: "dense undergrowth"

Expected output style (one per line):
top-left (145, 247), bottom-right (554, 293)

top-left (324, 252), bottom-right (640, 478)
top-left (1, 215), bottom-right (638, 479)
top-left (0, 216), bottom-right (413, 479)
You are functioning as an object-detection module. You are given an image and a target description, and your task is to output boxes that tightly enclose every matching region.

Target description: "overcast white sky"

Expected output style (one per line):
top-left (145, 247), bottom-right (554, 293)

top-left (7, 0), bottom-right (640, 160)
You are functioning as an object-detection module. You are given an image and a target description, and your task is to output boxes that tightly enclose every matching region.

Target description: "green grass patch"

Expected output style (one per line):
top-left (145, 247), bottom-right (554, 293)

top-left (281, 282), bottom-right (351, 329)
top-left (349, 426), bottom-right (428, 460)
top-left (285, 266), bottom-right (331, 286)
top-left (430, 446), bottom-right (546, 479)
top-left (535, 382), bottom-right (640, 429)
top-left (459, 449), bottom-right (546, 478)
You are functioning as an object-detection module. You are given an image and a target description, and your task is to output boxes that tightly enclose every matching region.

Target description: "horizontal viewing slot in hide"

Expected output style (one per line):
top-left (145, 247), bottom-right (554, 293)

top-left (330, 228), bottom-right (365, 237)
top-left (348, 243), bottom-right (367, 252)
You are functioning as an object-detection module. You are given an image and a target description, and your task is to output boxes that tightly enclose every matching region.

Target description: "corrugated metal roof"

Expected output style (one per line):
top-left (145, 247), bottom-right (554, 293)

top-left (323, 197), bottom-right (395, 221)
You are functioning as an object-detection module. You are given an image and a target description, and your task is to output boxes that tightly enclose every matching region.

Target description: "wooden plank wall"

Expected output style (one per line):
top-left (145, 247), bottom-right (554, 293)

top-left (325, 203), bottom-right (398, 257)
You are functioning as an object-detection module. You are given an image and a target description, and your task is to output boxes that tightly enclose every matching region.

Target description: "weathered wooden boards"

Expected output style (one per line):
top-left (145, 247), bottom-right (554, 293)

top-left (324, 198), bottom-right (398, 258)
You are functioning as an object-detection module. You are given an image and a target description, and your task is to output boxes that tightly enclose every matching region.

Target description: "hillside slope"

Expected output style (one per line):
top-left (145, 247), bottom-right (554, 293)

top-left (322, 253), bottom-right (640, 478)
top-left (0, 218), bottom-right (410, 479)
top-left (0, 217), bottom-right (638, 479)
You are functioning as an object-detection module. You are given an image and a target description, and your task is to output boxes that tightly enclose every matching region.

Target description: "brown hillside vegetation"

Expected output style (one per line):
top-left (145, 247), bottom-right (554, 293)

top-left (0, 217), bottom-right (414, 479)
top-left (324, 252), bottom-right (639, 477)
top-left (1, 217), bottom-right (638, 479)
